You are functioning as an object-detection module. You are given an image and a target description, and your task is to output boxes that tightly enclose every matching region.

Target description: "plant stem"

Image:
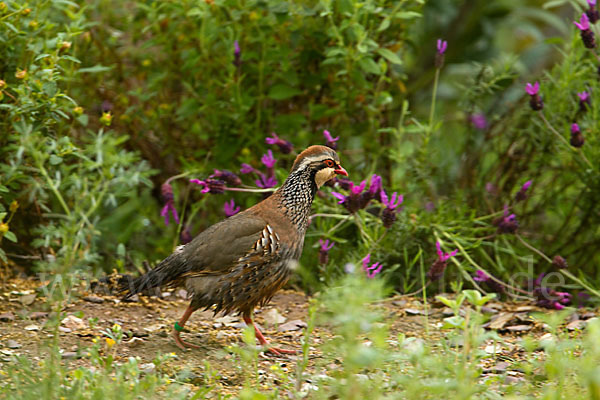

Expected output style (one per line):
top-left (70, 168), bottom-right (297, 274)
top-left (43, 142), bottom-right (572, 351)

top-left (539, 113), bottom-right (594, 170)
top-left (428, 67), bottom-right (441, 133)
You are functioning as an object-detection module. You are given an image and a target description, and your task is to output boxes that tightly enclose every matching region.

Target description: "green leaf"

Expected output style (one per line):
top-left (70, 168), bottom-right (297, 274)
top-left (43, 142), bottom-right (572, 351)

top-left (395, 11), bottom-right (421, 20)
top-left (357, 57), bottom-right (381, 75)
top-left (377, 18), bottom-right (390, 32)
top-left (267, 84), bottom-right (301, 100)
top-left (4, 231), bottom-right (17, 243)
top-left (77, 65), bottom-right (113, 74)
top-left (377, 48), bottom-right (403, 65)
top-left (49, 155), bottom-right (63, 165)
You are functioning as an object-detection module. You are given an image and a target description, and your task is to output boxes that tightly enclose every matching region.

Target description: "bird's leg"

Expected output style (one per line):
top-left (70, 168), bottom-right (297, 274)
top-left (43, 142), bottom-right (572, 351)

top-left (242, 314), bottom-right (296, 356)
top-left (172, 305), bottom-right (201, 350)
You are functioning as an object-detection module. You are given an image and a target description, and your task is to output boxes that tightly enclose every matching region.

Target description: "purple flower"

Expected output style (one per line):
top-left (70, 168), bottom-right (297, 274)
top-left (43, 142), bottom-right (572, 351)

top-left (362, 254), bottom-right (383, 278)
top-left (552, 255), bottom-right (568, 269)
top-left (493, 205), bottom-right (518, 234)
top-left (190, 178), bottom-right (226, 194)
top-left (240, 163), bottom-right (255, 174)
top-left (180, 225), bottom-right (193, 244)
top-left (437, 39), bottom-right (448, 54)
top-left (515, 180), bottom-right (532, 202)
top-left (332, 179), bottom-right (367, 213)
top-left (210, 169), bottom-right (241, 186)
top-left (435, 38), bottom-right (447, 68)
top-left (318, 239), bottom-right (335, 265)
top-left (255, 173), bottom-right (277, 189)
top-left (160, 181), bottom-right (179, 226)
top-left (587, 0), bottom-right (599, 23)
top-left (534, 282), bottom-right (572, 310)
top-left (265, 132), bottom-right (294, 154)
top-left (525, 82), bottom-right (543, 111)
top-left (233, 40), bottom-right (241, 67)
top-left (472, 270), bottom-right (505, 293)
top-left (359, 174), bottom-right (383, 208)
top-left (223, 198), bottom-right (240, 217)
top-left (574, 13), bottom-right (596, 48)
top-left (470, 113), bottom-right (487, 130)
top-left (571, 123), bottom-right (585, 147)
top-left (578, 91), bottom-right (591, 111)
top-left (261, 150), bottom-right (276, 169)
top-left (323, 130), bottom-right (339, 150)
top-left (380, 189), bottom-right (403, 228)
top-left (575, 13), bottom-right (591, 30)
top-left (426, 241), bottom-right (458, 281)
top-left (525, 82), bottom-right (539, 95)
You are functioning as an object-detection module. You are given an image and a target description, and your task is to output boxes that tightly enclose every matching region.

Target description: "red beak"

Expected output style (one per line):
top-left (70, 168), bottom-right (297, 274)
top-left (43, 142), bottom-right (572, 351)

top-left (334, 165), bottom-right (348, 176)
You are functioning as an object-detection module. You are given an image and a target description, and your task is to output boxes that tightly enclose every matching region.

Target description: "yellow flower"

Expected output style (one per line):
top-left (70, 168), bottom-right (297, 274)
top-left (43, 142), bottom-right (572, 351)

top-left (9, 200), bottom-right (18, 213)
top-left (15, 69), bottom-right (27, 80)
top-left (100, 112), bottom-right (112, 126)
top-left (0, 223), bottom-right (8, 234)
top-left (106, 337), bottom-right (116, 348)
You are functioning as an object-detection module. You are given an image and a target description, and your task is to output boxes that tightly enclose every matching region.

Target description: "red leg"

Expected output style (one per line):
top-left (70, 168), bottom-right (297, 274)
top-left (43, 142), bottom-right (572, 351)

top-left (172, 305), bottom-right (201, 350)
top-left (243, 314), bottom-right (296, 356)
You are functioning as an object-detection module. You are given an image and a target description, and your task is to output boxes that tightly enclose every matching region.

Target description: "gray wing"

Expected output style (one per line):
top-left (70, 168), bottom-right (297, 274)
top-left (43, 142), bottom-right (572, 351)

top-left (181, 211), bottom-right (268, 274)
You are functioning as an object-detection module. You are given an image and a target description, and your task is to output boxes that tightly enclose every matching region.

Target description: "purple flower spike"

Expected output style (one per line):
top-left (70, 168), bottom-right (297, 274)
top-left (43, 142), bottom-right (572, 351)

top-left (331, 191), bottom-right (346, 204)
top-left (224, 199), bottom-right (240, 217)
top-left (240, 163), bottom-right (255, 174)
top-left (323, 130), bottom-right (340, 150)
top-left (525, 82), bottom-right (539, 95)
top-left (472, 270), bottom-right (505, 293)
top-left (362, 254), bottom-right (383, 278)
top-left (578, 91), bottom-right (591, 111)
top-left (435, 38), bottom-right (447, 68)
top-left (255, 174), bottom-right (278, 189)
top-left (437, 39), bottom-right (448, 54)
top-left (265, 132), bottom-right (294, 154)
top-left (587, 0), bottom-right (600, 23)
top-left (574, 13), bottom-right (597, 48)
top-left (571, 123), bottom-right (585, 147)
top-left (318, 239), bottom-right (335, 265)
top-left (360, 174), bottom-right (383, 208)
top-left (261, 150), bottom-right (277, 169)
top-left (426, 241), bottom-right (458, 281)
top-left (515, 180), bottom-right (532, 202)
top-left (493, 205), bottom-right (518, 234)
top-left (380, 189), bottom-right (404, 228)
top-left (190, 178), bottom-right (226, 194)
top-left (575, 13), bottom-right (591, 30)
top-left (525, 82), bottom-right (544, 111)
top-left (211, 169), bottom-right (242, 186)
top-left (233, 40), bottom-right (241, 67)
top-left (470, 113), bottom-right (487, 130)
top-left (160, 180), bottom-right (180, 226)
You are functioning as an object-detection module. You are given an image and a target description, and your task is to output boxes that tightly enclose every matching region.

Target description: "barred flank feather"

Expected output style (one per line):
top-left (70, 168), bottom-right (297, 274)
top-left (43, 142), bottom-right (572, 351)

top-left (119, 251), bottom-right (188, 299)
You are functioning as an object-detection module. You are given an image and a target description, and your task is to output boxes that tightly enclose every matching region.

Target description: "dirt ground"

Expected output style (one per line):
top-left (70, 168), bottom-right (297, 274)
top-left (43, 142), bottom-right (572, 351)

top-left (0, 277), bottom-right (596, 396)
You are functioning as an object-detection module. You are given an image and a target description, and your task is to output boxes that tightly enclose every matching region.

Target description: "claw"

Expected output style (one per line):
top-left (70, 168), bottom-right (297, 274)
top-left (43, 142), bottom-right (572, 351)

top-left (172, 329), bottom-right (200, 350)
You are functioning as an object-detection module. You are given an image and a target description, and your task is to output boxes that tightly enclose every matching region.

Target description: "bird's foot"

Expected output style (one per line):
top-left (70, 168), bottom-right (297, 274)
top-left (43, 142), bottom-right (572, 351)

top-left (172, 330), bottom-right (201, 350)
top-left (264, 346), bottom-right (297, 356)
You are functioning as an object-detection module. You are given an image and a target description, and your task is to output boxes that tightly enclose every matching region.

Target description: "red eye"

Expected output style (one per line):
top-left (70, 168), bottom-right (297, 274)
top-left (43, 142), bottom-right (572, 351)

top-left (324, 159), bottom-right (335, 168)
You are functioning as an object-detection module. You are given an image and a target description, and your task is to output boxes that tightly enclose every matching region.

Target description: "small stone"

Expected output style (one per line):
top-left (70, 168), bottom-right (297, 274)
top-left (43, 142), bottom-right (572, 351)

top-left (504, 325), bottom-right (532, 333)
top-left (263, 308), bottom-right (286, 325)
top-left (143, 324), bottom-right (164, 333)
top-left (480, 306), bottom-right (498, 314)
top-left (177, 289), bottom-right (188, 299)
top-left (59, 326), bottom-right (72, 333)
top-left (83, 295), bottom-right (104, 304)
top-left (7, 340), bottom-right (21, 349)
top-left (30, 312), bottom-right (49, 320)
top-left (24, 324), bottom-right (39, 331)
top-left (61, 315), bottom-right (87, 331)
top-left (405, 308), bottom-right (424, 315)
top-left (278, 319), bottom-right (308, 332)
top-left (392, 300), bottom-right (407, 307)
top-left (566, 319), bottom-right (586, 331)
top-left (61, 351), bottom-right (79, 359)
top-left (126, 337), bottom-right (145, 347)
top-left (20, 294), bottom-right (36, 306)
top-left (140, 362), bottom-right (155, 374)
top-left (0, 312), bottom-right (15, 322)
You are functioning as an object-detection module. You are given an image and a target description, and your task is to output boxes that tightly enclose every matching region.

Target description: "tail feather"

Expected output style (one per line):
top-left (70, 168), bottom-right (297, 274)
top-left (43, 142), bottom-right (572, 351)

top-left (119, 251), bottom-right (188, 299)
